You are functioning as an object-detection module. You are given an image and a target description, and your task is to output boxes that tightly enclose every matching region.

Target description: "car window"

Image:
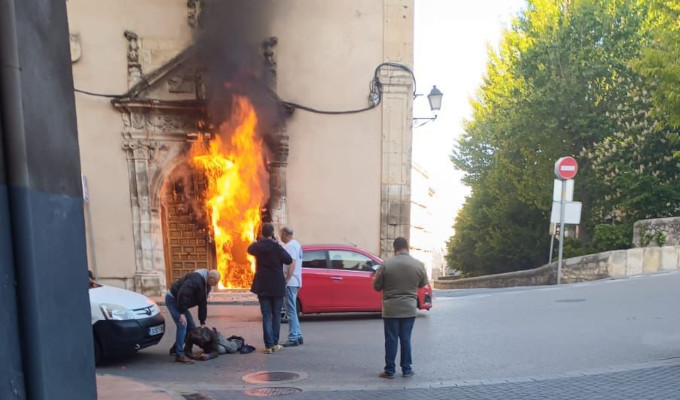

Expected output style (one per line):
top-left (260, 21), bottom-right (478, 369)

top-left (302, 250), bottom-right (328, 269)
top-left (328, 250), bottom-right (376, 272)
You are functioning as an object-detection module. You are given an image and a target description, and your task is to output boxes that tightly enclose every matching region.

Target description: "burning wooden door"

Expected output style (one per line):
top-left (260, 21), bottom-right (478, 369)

top-left (161, 163), bottom-right (213, 287)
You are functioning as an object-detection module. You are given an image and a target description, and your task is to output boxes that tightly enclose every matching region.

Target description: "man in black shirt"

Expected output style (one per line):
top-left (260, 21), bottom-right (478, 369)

top-left (248, 223), bottom-right (292, 354)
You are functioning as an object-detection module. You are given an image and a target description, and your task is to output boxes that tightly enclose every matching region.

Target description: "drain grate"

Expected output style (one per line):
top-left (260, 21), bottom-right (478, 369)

top-left (243, 371), bottom-right (300, 383)
top-left (244, 387), bottom-right (302, 397)
top-left (555, 298), bottom-right (586, 303)
top-left (182, 394), bottom-right (213, 400)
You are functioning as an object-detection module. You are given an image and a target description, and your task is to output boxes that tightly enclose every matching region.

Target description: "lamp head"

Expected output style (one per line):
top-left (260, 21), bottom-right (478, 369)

top-left (427, 85), bottom-right (443, 112)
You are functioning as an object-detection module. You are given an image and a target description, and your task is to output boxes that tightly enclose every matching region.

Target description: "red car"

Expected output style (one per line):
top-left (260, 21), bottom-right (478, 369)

top-left (285, 244), bottom-right (433, 318)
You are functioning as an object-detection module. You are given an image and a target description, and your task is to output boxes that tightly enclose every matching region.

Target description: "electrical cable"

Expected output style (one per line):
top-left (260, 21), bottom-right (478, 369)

top-left (73, 62), bottom-right (417, 115)
top-left (74, 88), bottom-right (124, 99)
top-left (281, 62), bottom-right (416, 115)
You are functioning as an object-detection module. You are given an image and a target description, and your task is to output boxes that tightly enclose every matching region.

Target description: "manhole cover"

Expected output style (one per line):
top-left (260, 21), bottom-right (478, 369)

top-left (244, 387), bottom-right (302, 397)
top-left (243, 371), bottom-right (300, 383)
top-left (555, 298), bottom-right (586, 303)
top-left (182, 394), bottom-right (213, 400)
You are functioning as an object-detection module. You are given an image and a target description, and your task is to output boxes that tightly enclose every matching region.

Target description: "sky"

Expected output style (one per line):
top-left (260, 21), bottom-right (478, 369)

top-left (413, 0), bottom-right (526, 251)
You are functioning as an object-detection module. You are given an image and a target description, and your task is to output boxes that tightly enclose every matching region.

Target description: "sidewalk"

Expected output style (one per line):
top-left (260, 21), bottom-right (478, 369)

top-left (97, 374), bottom-right (180, 400)
top-left (150, 289), bottom-right (258, 306)
top-left (97, 360), bottom-right (680, 400)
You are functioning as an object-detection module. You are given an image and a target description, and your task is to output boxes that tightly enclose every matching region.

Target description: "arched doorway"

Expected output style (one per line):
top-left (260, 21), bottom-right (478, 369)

top-left (160, 162), bottom-right (214, 287)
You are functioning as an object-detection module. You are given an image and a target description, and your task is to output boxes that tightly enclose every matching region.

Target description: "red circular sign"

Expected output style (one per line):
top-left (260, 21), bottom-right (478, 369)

top-left (554, 157), bottom-right (578, 180)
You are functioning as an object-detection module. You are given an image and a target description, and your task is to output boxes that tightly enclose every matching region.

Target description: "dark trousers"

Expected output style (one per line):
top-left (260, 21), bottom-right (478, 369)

top-left (258, 295), bottom-right (283, 348)
top-left (165, 293), bottom-right (196, 357)
top-left (383, 316), bottom-right (416, 375)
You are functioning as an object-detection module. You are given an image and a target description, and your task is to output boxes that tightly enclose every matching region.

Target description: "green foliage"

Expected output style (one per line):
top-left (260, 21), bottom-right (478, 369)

top-left (632, 0), bottom-right (680, 129)
top-left (639, 226), bottom-right (668, 247)
top-left (447, 0), bottom-right (661, 276)
top-left (561, 237), bottom-right (587, 259)
top-left (587, 79), bottom-right (680, 225)
top-left (591, 223), bottom-right (633, 251)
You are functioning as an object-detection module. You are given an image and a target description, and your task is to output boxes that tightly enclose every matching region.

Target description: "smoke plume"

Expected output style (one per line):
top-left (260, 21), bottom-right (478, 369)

top-left (194, 0), bottom-right (283, 142)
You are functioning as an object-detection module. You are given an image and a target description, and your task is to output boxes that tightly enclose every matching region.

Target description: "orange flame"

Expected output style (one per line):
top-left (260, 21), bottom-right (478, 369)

top-left (189, 96), bottom-right (267, 289)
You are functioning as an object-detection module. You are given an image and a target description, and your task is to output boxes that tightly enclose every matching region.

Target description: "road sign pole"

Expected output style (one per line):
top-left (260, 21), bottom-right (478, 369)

top-left (557, 180), bottom-right (566, 284)
top-left (548, 229), bottom-right (555, 264)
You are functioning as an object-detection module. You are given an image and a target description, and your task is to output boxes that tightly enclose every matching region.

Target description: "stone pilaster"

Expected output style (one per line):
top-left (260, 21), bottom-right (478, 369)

top-left (261, 37), bottom-right (289, 229)
top-left (379, 0), bottom-right (414, 259)
top-left (269, 133), bottom-right (289, 227)
top-left (122, 135), bottom-right (162, 296)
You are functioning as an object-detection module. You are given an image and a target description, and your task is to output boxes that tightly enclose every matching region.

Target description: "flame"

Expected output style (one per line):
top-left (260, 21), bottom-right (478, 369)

top-left (190, 96), bottom-right (267, 289)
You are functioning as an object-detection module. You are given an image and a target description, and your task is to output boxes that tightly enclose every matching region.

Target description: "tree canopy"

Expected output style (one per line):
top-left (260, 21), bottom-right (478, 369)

top-left (447, 0), bottom-right (680, 276)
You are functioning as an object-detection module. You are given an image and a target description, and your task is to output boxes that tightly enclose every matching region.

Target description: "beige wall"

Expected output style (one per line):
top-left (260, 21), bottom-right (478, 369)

top-left (67, 0), bottom-right (413, 287)
top-left (68, 0), bottom-right (193, 285)
top-left (273, 1), bottom-right (385, 253)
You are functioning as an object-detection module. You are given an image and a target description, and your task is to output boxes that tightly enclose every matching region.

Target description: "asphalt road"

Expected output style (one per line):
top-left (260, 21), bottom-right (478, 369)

top-left (97, 271), bottom-right (680, 395)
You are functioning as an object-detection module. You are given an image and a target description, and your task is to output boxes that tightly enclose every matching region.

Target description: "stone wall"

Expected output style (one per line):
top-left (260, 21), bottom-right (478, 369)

top-left (633, 217), bottom-right (680, 247)
top-left (434, 246), bottom-right (680, 289)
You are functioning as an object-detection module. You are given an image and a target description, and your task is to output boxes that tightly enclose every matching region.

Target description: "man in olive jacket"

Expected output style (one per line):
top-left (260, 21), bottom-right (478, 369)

top-left (248, 223), bottom-right (293, 353)
top-left (372, 237), bottom-right (428, 379)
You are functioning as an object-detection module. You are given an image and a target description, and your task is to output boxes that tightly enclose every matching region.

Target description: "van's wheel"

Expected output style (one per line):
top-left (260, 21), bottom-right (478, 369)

top-left (94, 335), bottom-right (102, 366)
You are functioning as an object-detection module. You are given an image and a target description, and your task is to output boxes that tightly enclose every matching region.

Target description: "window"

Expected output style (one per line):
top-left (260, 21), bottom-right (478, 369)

top-left (301, 250), bottom-right (328, 269)
top-left (328, 250), bottom-right (376, 272)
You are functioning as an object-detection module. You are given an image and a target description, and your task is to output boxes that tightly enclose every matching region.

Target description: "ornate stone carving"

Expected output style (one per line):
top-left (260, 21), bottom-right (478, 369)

top-left (121, 111), bottom-right (131, 128)
top-left (195, 68), bottom-right (207, 100)
top-left (123, 139), bottom-right (159, 161)
top-left (262, 37), bottom-right (278, 88)
top-left (167, 73), bottom-right (196, 94)
top-left (187, 0), bottom-right (202, 30)
top-left (124, 30), bottom-right (143, 88)
top-left (131, 112), bottom-right (145, 129)
top-left (70, 33), bottom-right (82, 63)
top-left (147, 113), bottom-right (197, 133)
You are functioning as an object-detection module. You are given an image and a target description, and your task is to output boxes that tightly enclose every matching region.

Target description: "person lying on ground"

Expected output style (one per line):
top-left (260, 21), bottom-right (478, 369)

top-left (184, 326), bottom-right (219, 361)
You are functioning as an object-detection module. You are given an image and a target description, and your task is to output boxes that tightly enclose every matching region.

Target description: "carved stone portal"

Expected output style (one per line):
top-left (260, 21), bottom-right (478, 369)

top-left (113, 38), bottom-right (289, 295)
top-left (114, 99), bottom-right (207, 296)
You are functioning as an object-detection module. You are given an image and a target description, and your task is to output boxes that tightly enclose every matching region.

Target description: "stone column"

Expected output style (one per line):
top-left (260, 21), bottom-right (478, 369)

top-left (122, 136), bottom-right (162, 296)
top-left (261, 37), bottom-right (290, 229)
top-left (379, 0), bottom-right (415, 259)
top-left (269, 133), bottom-right (289, 227)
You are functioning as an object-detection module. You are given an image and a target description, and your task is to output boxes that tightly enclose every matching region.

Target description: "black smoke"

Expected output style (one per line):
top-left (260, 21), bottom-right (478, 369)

top-left (194, 0), bottom-right (284, 142)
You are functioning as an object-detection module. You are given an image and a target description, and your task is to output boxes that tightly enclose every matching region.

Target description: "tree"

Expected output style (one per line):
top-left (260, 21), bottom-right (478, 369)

top-left (587, 77), bottom-right (680, 251)
top-left (633, 0), bottom-right (680, 129)
top-left (448, 0), bottom-right (650, 275)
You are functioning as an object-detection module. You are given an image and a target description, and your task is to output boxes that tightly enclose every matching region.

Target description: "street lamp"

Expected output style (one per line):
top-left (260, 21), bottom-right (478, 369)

top-left (414, 85), bottom-right (443, 127)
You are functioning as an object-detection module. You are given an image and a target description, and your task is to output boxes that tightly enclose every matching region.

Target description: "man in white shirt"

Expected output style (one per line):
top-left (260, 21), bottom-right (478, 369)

top-left (280, 226), bottom-right (304, 347)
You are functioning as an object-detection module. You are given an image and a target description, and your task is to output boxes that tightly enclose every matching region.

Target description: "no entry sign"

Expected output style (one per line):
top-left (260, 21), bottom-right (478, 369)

top-left (554, 157), bottom-right (578, 180)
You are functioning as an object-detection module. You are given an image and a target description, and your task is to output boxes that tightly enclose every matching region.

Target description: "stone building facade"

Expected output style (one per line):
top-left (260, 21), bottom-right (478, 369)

top-left (67, 0), bottom-right (416, 295)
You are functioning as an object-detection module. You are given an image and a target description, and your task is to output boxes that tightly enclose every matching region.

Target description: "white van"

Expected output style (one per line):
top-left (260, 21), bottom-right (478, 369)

top-left (89, 282), bottom-right (165, 364)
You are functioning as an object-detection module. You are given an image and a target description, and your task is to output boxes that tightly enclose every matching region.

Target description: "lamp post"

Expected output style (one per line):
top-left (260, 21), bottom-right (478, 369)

top-left (414, 85), bottom-right (443, 127)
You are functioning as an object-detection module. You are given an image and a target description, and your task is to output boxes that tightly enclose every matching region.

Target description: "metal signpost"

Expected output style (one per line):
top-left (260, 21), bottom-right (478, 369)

top-left (553, 157), bottom-right (578, 284)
